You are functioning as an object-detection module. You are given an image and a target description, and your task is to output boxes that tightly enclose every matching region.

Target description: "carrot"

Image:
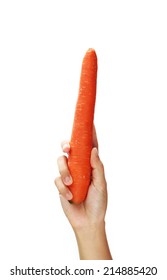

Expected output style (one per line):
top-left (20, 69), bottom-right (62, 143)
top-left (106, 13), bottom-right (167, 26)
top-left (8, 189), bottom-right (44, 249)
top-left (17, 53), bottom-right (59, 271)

top-left (68, 48), bottom-right (97, 204)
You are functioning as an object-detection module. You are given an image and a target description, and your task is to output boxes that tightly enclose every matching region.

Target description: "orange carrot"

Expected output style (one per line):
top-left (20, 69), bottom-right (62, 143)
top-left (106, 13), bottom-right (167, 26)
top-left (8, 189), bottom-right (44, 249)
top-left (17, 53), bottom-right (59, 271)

top-left (68, 48), bottom-right (97, 204)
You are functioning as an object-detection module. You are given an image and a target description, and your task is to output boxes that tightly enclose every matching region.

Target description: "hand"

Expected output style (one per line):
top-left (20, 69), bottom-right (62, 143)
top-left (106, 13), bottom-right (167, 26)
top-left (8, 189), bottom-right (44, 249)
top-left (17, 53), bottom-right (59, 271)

top-left (54, 125), bottom-right (112, 259)
top-left (54, 124), bottom-right (107, 231)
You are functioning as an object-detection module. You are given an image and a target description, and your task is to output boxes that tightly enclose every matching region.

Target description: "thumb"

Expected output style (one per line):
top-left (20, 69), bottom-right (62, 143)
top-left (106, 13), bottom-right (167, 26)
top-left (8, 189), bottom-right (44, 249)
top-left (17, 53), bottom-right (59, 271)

top-left (90, 147), bottom-right (107, 190)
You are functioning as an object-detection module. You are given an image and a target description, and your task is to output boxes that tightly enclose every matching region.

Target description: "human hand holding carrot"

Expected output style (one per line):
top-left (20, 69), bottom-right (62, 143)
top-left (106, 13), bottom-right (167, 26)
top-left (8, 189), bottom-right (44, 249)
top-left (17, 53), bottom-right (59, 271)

top-left (55, 49), bottom-right (112, 259)
top-left (54, 125), bottom-right (112, 260)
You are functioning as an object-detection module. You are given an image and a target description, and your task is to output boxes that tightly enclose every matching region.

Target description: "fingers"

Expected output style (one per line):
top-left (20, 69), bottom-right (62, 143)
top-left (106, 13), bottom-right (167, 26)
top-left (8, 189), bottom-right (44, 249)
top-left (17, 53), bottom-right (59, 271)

top-left (61, 141), bottom-right (70, 154)
top-left (55, 150), bottom-right (73, 200)
top-left (57, 155), bottom-right (73, 185)
top-left (54, 177), bottom-right (73, 200)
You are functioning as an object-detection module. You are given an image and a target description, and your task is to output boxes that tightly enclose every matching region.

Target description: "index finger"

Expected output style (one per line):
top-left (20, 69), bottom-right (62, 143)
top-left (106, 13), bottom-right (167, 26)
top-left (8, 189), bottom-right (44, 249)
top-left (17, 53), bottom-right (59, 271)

top-left (61, 140), bottom-right (70, 154)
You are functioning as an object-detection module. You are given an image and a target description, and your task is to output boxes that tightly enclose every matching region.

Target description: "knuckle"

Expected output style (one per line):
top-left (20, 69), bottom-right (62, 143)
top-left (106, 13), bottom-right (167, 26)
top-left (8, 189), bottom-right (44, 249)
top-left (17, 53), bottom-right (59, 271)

top-left (57, 155), bottom-right (64, 165)
top-left (54, 177), bottom-right (65, 193)
top-left (54, 176), bottom-right (60, 187)
top-left (61, 167), bottom-right (69, 177)
top-left (54, 176), bottom-right (58, 183)
top-left (57, 156), bottom-right (68, 172)
top-left (59, 186), bottom-right (65, 194)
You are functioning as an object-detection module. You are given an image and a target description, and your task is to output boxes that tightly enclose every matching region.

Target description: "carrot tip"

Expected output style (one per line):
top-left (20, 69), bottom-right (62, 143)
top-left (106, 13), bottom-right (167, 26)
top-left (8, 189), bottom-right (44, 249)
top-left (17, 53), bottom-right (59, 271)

top-left (87, 48), bottom-right (95, 53)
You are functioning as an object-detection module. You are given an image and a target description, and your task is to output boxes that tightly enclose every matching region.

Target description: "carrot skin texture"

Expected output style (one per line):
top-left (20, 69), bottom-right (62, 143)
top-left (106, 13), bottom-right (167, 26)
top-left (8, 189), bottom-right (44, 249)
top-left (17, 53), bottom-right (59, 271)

top-left (68, 49), bottom-right (97, 204)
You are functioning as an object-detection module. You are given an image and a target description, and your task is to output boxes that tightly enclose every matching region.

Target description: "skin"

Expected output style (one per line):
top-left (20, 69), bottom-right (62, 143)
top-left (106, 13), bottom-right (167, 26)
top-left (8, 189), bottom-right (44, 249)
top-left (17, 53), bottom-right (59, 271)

top-left (54, 125), bottom-right (112, 260)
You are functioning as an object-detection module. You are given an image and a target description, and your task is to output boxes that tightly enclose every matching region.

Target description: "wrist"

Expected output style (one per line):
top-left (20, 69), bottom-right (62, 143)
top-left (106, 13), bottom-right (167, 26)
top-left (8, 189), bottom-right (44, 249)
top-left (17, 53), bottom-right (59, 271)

top-left (74, 221), bottom-right (112, 260)
top-left (74, 220), bottom-right (106, 237)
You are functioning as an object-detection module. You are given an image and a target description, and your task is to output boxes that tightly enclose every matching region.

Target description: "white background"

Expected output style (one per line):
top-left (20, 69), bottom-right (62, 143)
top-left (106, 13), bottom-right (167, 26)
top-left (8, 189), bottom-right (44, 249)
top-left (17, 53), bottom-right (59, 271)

top-left (0, 0), bottom-right (167, 279)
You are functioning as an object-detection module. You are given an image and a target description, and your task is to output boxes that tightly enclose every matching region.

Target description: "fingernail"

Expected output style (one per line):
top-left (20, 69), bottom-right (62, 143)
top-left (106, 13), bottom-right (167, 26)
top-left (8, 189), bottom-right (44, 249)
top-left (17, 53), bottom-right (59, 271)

top-left (66, 190), bottom-right (73, 200)
top-left (63, 143), bottom-right (70, 151)
top-left (63, 176), bottom-right (72, 185)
